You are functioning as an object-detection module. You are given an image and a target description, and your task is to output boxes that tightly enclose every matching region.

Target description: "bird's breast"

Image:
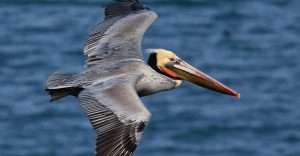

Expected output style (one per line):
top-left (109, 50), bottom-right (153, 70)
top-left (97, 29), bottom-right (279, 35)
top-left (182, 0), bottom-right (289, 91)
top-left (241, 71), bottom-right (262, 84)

top-left (136, 64), bottom-right (177, 97)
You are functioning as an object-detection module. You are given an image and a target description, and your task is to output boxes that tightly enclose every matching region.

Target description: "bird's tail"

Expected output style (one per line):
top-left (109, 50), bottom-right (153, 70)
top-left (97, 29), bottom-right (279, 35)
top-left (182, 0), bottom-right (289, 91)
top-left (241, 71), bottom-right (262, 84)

top-left (45, 72), bottom-right (82, 102)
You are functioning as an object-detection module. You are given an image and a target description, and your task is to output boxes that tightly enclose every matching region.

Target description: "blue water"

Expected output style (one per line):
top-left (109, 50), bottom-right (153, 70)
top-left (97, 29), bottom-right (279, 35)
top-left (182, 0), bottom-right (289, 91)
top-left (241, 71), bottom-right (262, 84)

top-left (1, 0), bottom-right (300, 155)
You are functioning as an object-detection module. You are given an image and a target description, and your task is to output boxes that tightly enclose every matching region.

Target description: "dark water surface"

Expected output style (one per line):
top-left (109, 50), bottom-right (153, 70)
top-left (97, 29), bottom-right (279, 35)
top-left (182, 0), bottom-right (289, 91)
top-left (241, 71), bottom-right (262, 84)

top-left (1, 0), bottom-right (300, 156)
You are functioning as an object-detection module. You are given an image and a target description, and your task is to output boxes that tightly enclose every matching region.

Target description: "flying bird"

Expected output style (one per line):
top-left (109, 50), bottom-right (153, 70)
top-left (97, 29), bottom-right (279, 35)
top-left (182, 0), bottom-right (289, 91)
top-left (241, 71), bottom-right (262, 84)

top-left (45, 0), bottom-right (240, 155)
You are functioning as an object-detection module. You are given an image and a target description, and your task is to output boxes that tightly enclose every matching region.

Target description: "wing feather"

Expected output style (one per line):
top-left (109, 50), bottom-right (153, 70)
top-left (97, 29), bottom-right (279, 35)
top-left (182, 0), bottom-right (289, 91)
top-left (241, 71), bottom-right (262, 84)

top-left (78, 75), bottom-right (151, 156)
top-left (83, 0), bottom-right (158, 67)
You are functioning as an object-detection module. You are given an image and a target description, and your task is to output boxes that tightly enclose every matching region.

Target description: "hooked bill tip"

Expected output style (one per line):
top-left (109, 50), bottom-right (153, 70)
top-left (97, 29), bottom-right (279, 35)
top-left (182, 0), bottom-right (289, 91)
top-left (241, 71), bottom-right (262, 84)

top-left (236, 93), bottom-right (241, 99)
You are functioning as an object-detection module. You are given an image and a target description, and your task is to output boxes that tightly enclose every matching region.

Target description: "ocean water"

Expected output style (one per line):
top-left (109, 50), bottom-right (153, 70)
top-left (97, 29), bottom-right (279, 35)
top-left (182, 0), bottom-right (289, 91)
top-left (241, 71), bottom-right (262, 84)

top-left (1, 0), bottom-right (300, 156)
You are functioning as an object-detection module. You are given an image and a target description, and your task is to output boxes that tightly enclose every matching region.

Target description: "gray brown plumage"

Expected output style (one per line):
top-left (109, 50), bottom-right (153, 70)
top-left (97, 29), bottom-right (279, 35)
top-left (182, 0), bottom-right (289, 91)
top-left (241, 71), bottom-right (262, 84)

top-left (46, 1), bottom-right (177, 155)
top-left (45, 0), bottom-right (240, 155)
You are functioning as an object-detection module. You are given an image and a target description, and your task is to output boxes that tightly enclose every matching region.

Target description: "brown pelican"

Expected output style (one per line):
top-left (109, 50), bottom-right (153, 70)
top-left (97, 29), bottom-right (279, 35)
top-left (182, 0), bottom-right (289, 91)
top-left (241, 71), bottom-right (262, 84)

top-left (45, 0), bottom-right (240, 155)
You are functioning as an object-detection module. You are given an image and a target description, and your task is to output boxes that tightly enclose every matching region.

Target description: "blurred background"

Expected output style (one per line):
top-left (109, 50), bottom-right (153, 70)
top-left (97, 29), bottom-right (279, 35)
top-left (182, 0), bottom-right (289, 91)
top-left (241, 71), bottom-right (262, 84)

top-left (1, 0), bottom-right (300, 155)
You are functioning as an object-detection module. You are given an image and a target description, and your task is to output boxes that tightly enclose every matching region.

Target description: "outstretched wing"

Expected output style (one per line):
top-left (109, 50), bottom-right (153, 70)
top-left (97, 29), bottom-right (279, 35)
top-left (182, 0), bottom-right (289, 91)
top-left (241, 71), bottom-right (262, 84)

top-left (78, 75), bottom-right (151, 156)
top-left (84, 0), bottom-right (158, 67)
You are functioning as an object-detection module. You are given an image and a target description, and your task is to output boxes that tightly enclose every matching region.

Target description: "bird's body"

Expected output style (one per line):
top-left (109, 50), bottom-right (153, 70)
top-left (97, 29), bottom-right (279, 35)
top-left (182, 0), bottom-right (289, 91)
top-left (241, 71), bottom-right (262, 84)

top-left (47, 59), bottom-right (177, 97)
top-left (45, 0), bottom-right (239, 155)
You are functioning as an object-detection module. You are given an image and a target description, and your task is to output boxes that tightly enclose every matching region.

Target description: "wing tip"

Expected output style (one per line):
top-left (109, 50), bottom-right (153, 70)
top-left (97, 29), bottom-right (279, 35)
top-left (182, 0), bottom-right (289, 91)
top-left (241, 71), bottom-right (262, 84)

top-left (102, 0), bottom-right (150, 11)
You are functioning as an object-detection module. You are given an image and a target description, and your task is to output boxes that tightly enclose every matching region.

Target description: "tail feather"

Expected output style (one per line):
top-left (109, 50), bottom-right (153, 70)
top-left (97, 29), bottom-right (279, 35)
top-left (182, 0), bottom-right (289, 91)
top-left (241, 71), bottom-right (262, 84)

top-left (45, 72), bottom-right (73, 89)
top-left (45, 72), bottom-right (82, 102)
top-left (47, 87), bottom-right (82, 102)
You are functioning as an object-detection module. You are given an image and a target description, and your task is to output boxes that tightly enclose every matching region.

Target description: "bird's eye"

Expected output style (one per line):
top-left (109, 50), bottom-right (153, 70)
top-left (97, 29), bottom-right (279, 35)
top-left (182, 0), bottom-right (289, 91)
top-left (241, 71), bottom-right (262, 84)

top-left (170, 58), bottom-right (175, 61)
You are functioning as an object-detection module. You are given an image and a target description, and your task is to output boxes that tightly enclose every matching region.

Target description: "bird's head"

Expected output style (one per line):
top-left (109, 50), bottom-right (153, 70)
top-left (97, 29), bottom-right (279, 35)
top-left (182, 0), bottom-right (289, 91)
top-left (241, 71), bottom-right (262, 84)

top-left (147, 49), bottom-right (240, 98)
